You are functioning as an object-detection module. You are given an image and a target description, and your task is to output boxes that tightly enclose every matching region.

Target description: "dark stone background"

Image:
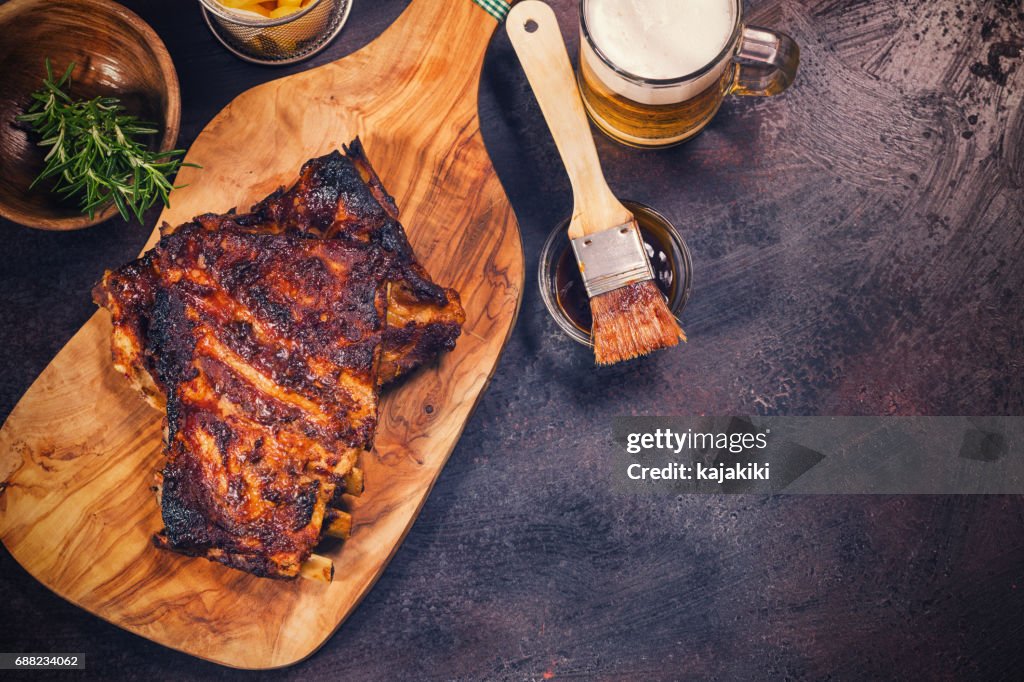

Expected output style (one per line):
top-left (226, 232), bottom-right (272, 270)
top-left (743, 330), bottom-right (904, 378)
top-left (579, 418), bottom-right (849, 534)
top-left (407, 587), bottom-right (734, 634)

top-left (1, 0), bottom-right (1023, 678)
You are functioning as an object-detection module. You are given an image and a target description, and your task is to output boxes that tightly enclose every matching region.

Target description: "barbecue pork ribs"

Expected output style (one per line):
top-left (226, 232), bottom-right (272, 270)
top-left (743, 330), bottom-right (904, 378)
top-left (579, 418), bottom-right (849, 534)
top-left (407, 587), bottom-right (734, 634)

top-left (96, 142), bottom-right (465, 410)
top-left (217, 140), bottom-right (466, 385)
top-left (93, 142), bottom-right (465, 579)
top-left (149, 222), bottom-right (389, 578)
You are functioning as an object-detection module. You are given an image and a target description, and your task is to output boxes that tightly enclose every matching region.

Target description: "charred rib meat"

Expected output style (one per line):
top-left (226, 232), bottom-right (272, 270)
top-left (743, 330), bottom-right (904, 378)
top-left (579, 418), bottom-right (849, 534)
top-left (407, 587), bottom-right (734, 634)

top-left (149, 223), bottom-right (389, 578)
top-left (94, 141), bottom-right (465, 410)
top-left (93, 141), bottom-right (464, 579)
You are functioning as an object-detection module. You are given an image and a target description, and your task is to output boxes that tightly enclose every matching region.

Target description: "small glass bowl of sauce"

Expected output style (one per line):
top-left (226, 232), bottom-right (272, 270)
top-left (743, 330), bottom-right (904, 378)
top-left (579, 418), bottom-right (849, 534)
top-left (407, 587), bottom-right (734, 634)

top-left (538, 200), bottom-right (692, 347)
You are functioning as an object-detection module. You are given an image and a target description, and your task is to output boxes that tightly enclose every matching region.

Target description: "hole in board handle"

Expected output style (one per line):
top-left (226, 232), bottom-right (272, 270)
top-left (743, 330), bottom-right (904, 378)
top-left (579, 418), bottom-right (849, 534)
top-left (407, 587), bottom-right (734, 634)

top-left (525, 19), bottom-right (538, 32)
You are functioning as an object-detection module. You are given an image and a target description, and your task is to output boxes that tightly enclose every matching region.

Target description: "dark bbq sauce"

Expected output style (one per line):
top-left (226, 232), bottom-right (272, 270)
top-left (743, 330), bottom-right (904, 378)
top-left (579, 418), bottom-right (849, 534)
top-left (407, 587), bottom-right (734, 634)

top-left (554, 220), bottom-right (677, 333)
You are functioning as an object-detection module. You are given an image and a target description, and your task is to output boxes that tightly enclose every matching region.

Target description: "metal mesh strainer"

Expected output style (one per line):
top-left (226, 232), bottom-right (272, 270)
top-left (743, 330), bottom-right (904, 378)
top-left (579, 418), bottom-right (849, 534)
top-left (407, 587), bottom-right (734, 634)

top-left (199, 0), bottom-right (352, 65)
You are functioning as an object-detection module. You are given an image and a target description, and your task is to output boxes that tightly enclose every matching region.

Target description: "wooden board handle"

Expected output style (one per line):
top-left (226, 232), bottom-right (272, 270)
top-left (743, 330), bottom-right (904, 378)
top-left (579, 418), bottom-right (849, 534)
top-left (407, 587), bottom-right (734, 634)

top-left (506, 1), bottom-right (630, 238)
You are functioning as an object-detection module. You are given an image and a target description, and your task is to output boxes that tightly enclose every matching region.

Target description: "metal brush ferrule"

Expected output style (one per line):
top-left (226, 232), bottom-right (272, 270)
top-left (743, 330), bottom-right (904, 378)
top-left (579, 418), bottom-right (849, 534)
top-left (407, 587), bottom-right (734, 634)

top-left (570, 222), bottom-right (654, 298)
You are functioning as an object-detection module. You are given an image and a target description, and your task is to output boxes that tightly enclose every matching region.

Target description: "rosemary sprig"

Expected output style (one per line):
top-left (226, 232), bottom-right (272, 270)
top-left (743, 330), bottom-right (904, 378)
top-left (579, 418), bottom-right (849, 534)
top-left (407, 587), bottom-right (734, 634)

top-left (16, 60), bottom-right (197, 224)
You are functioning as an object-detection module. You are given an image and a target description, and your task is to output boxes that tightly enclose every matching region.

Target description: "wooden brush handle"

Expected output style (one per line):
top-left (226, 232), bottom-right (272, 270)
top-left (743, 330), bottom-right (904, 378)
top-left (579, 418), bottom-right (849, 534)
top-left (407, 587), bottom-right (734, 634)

top-left (506, 1), bottom-right (632, 238)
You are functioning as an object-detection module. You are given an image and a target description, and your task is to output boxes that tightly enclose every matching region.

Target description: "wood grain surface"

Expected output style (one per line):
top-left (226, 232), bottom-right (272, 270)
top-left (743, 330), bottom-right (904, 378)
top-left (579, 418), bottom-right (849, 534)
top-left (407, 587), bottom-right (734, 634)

top-left (1, 0), bottom-right (1023, 679)
top-left (0, 0), bottom-right (523, 669)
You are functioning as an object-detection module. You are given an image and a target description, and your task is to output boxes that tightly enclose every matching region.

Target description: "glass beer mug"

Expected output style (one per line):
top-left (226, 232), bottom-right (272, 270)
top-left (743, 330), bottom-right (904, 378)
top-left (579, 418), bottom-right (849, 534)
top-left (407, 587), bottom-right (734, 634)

top-left (577, 0), bottom-right (800, 148)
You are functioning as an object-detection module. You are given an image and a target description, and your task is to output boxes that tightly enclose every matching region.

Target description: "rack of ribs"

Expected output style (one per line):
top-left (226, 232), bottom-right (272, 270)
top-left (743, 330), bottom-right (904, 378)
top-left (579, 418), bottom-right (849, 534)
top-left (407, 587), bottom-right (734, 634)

top-left (93, 141), bottom-right (465, 579)
top-left (97, 141), bottom-right (466, 411)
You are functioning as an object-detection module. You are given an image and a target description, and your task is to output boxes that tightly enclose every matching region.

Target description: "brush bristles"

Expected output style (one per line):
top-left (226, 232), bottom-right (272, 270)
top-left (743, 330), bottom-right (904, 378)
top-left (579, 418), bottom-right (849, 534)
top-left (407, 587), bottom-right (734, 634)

top-left (590, 281), bottom-right (686, 365)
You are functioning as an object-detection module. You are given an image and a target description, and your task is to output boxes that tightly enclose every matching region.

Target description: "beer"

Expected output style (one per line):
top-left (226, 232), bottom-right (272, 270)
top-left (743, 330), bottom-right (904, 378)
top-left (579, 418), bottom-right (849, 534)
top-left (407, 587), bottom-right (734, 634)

top-left (577, 0), bottom-right (799, 148)
top-left (578, 51), bottom-right (736, 148)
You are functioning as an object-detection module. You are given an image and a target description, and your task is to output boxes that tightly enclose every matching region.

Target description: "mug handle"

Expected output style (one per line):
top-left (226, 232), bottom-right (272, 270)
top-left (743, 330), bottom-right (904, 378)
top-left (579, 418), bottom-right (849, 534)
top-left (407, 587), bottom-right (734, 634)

top-left (731, 26), bottom-right (800, 97)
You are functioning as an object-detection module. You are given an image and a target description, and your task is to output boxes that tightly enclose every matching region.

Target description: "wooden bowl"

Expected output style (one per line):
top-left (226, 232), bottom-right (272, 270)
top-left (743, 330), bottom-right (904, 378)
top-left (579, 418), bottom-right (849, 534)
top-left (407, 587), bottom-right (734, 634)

top-left (0, 0), bottom-right (181, 230)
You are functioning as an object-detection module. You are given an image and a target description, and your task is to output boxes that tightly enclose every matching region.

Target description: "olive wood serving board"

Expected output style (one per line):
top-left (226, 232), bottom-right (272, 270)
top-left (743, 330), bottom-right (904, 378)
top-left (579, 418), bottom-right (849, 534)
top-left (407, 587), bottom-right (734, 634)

top-left (0, 0), bottom-right (523, 669)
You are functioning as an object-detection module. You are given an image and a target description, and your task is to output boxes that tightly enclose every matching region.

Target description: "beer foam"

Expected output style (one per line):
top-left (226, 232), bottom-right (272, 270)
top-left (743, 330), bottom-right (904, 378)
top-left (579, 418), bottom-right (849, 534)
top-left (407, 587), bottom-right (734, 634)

top-left (586, 0), bottom-right (736, 80)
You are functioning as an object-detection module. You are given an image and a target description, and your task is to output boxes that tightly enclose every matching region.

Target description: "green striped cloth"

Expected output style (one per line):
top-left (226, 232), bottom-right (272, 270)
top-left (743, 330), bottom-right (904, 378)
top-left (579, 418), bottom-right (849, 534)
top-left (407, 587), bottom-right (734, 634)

top-left (473, 0), bottom-right (512, 22)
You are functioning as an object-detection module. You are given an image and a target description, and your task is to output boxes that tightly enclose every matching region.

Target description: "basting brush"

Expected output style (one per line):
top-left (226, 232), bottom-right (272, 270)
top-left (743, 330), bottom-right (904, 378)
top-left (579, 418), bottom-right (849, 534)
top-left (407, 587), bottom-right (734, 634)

top-left (507, 1), bottom-right (685, 364)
